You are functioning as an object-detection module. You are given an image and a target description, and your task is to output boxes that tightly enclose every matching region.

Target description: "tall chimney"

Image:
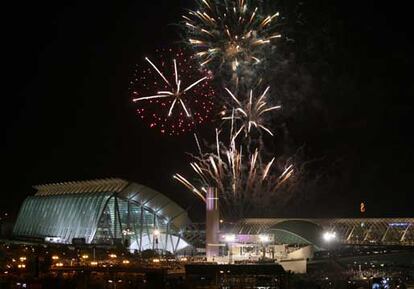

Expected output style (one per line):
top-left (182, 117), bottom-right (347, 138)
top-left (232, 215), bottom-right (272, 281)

top-left (205, 187), bottom-right (219, 261)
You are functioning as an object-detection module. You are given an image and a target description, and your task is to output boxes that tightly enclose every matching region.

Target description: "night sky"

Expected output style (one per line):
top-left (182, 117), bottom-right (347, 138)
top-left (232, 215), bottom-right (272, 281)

top-left (1, 0), bottom-right (413, 221)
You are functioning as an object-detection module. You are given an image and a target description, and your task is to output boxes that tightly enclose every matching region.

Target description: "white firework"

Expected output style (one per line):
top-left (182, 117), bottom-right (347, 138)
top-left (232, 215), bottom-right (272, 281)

top-left (222, 86), bottom-right (281, 138)
top-left (183, 0), bottom-right (281, 73)
top-left (174, 130), bottom-right (294, 218)
top-left (133, 57), bottom-right (208, 117)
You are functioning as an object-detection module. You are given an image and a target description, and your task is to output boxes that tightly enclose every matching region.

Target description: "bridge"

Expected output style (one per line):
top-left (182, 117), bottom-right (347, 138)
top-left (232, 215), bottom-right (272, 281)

top-left (234, 218), bottom-right (414, 247)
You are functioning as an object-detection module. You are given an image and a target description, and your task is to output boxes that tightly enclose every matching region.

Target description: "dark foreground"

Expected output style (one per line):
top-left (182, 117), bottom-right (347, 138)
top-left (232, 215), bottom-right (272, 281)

top-left (1, 242), bottom-right (413, 288)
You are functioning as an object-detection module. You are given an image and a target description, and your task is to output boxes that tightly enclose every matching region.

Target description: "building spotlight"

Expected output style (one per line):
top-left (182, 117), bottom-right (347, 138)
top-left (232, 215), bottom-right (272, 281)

top-left (223, 234), bottom-right (236, 243)
top-left (323, 231), bottom-right (337, 242)
top-left (259, 234), bottom-right (270, 243)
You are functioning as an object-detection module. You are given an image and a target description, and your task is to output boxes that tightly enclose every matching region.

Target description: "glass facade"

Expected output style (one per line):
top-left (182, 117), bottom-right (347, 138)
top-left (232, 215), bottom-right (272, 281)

top-left (13, 192), bottom-right (111, 244)
top-left (13, 179), bottom-right (191, 253)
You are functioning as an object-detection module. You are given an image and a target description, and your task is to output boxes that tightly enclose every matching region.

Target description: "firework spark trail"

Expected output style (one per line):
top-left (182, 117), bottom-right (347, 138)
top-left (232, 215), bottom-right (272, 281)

top-left (222, 86), bottom-right (281, 137)
top-left (183, 0), bottom-right (281, 75)
top-left (145, 57), bottom-right (170, 86)
top-left (174, 173), bottom-right (206, 202)
top-left (174, 129), bottom-right (294, 218)
top-left (133, 57), bottom-right (208, 117)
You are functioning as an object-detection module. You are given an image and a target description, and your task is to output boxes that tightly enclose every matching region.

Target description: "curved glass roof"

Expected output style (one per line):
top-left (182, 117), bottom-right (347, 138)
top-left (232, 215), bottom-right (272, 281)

top-left (269, 220), bottom-right (324, 249)
top-left (120, 182), bottom-right (191, 229)
top-left (13, 178), bottom-right (191, 244)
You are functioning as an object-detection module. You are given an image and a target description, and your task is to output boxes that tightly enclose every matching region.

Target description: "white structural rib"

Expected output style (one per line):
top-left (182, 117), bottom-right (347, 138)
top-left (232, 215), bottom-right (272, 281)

top-left (34, 178), bottom-right (129, 196)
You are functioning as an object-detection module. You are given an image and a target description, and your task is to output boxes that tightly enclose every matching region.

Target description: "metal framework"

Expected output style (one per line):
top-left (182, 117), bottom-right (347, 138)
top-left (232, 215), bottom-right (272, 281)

top-left (235, 218), bottom-right (414, 247)
top-left (13, 178), bottom-right (191, 253)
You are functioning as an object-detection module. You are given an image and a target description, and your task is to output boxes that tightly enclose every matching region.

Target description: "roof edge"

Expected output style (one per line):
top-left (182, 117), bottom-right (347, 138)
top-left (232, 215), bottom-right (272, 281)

top-left (34, 178), bottom-right (129, 196)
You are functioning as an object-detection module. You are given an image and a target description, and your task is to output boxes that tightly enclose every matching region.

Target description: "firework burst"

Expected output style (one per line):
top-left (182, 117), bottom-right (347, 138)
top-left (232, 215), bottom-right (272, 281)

top-left (174, 130), bottom-right (294, 218)
top-left (221, 86), bottom-right (281, 138)
top-left (183, 0), bottom-right (281, 76)
top-left (130, 48), bottom-right (216, 135)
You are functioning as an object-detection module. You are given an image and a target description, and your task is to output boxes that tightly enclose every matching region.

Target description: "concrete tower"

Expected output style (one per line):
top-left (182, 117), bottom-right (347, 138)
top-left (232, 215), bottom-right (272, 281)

top-left (205, 187), bottom-right (219, 261)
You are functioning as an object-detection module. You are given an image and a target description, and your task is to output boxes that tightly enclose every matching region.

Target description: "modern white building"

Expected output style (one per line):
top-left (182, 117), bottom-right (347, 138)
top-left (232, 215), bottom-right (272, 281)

top-left (13, 178), bottom-right (191, 253)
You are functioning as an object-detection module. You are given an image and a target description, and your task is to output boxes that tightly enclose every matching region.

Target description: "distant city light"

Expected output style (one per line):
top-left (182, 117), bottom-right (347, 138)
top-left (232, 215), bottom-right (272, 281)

top-left (323, 231), bottom-right (337, 242)
top-left (51, 255), bottom-right (59, 260)
top-left (109, 254), bottom-right (117, 258)
top-left (81, 254), bottom-right (89, 259)
top-left (122, 260), bottom-right (130, 264)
